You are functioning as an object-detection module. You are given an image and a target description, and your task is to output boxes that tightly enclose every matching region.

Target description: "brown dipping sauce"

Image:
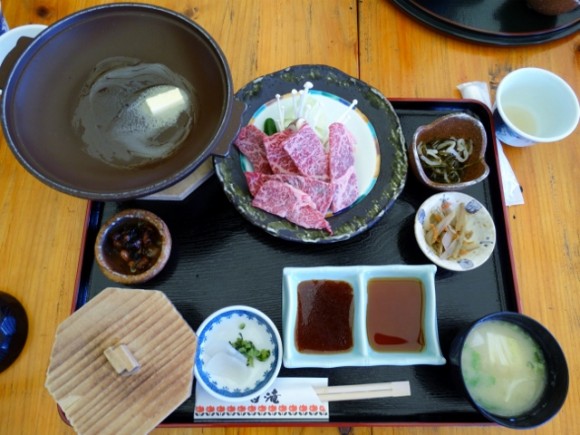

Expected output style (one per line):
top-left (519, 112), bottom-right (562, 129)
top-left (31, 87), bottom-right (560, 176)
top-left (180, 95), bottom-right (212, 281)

top-left (366, 278), bottom-right (424, 352)
top-left (296, 280), bottom-right (354, 353)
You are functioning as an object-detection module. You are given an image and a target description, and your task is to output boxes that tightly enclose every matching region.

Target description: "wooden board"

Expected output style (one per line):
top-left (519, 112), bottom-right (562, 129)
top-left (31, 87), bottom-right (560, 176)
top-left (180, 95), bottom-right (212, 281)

top-left (45, 288), bottom-right (197, 435)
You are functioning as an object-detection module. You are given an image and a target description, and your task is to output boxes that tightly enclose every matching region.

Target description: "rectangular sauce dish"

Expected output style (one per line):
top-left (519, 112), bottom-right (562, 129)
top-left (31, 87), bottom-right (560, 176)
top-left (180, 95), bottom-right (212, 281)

top-left (282, 265), bottom-right (446, 368)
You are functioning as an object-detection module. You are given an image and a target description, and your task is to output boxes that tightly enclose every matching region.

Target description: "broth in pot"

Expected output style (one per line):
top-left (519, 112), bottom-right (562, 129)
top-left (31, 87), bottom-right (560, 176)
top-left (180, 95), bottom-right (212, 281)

top-left (73, 57), bottom-right (197, 168)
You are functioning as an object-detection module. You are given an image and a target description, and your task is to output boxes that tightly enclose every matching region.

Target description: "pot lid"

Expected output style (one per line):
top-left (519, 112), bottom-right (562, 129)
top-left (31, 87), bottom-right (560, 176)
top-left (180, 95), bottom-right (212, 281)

top-left (45, 287), bottom-right (197, 435)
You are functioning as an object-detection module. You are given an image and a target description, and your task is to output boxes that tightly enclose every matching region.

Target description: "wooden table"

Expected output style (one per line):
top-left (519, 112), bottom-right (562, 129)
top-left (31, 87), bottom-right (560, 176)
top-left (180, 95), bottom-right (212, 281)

top-left (0, 1), bottom-right (578, 434)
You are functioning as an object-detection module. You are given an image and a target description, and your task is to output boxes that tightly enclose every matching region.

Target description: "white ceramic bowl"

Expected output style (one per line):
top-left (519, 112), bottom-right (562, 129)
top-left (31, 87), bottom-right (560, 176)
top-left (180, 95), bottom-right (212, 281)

top-left (0, 24), bottom-right (47, 68)
top-left (194, 306), bottom-right (282, 402)
top-left (414, 192), bottom-right (496, 272)
top-left (282, 264), bottom-right (445, 368)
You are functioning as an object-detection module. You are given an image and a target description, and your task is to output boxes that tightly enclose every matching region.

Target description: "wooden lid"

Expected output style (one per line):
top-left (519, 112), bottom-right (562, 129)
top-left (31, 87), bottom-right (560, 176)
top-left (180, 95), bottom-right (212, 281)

top-left (45, 287), bottom-right (197, 435)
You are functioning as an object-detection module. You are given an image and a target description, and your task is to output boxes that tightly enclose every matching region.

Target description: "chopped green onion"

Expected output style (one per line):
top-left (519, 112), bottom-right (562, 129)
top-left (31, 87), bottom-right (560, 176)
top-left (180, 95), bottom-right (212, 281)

top-left (229, 333), bottom-right (271, 367)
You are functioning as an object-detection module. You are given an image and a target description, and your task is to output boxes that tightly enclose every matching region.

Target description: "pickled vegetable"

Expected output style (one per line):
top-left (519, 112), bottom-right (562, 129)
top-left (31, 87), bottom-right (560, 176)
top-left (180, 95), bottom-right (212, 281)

top-left (418, 137), bottom-right (474, 183)
top-left (424, 200), bottom-right (478, 260)
top-left (109, 220), bottom-right (162, 274)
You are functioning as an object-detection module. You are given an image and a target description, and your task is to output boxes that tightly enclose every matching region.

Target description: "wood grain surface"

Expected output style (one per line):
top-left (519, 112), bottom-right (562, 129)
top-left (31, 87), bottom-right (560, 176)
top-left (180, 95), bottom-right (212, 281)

top-left (45, 288), bottom-right (197, 435)
top-left (0, 1), bottom-right (578, 435)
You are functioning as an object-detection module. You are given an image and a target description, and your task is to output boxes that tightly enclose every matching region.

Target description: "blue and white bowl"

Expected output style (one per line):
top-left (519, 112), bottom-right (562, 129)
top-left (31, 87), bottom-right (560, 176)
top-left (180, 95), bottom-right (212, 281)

top-left (415, 192), bottom-right (496, 272)
top-left (194, 306), bottom-right (282, 402)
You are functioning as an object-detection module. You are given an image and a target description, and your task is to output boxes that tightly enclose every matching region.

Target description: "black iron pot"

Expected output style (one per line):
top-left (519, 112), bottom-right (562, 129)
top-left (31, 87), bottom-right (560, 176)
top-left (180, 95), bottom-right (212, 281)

top-left (0, 3), bottom-right (244, 200)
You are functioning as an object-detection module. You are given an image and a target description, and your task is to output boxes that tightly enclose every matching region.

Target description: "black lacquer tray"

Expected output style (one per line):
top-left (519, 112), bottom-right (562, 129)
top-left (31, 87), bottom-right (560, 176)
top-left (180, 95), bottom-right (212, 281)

top-left (73, 99), bottom-right (519, 426)
top-left (391, 0), bottom-right (580, 45)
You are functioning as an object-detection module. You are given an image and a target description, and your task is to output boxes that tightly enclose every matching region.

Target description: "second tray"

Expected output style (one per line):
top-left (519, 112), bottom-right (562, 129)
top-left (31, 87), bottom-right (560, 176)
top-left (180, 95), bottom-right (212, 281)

top-left (391, 0), bottom-right (580, 45)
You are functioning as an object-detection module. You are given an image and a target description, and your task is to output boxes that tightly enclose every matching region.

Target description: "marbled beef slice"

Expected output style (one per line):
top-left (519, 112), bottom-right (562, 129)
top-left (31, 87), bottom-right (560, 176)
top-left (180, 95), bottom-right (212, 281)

top-left (244, 172), bottom-right (335, 214)
top-left (252, 180), bottom-right (332, 233)
top-left (263, 130), bottom-right (300, 175)
top-left (330, 165), bottom-right (358, 213)
top-left (328, 122), bottom-right (358, 212)
top-left (233, 125), bottom-right (272, 174)
top-left (283, 123), bottom-right (329, 181)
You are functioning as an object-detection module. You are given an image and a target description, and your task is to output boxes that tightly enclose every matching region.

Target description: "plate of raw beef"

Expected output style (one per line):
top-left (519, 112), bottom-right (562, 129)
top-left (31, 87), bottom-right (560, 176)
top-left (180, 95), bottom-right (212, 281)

top-left (214, 65), bottom-right (407, 243)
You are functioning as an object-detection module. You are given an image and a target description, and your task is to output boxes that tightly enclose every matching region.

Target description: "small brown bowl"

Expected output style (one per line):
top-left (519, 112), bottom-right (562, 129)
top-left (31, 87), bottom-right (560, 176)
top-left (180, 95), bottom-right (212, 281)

top-left (409, 113), bottom-right (490, 191)
top-left (95, 209), bottom-right (171, 285)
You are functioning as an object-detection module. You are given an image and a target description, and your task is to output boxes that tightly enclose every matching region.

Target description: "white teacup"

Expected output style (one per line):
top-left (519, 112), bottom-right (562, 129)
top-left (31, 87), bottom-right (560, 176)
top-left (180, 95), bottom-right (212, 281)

top-left (493, 68), bottom-right (579, 147)
top-left (0, 24), bottom-right (46, 97)
top-left (0, 24), bottom-right (46, 66)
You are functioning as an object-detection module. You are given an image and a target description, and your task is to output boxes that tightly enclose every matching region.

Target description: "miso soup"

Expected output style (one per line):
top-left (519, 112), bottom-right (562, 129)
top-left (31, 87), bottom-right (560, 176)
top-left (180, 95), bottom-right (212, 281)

top-left (461, 320), bottom-right (547, 417)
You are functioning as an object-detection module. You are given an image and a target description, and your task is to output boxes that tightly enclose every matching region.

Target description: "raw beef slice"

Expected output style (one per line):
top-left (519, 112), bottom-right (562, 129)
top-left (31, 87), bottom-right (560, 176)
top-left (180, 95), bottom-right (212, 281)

top-left (283, 123), bottom-right (329, 181)
top-left (233, 125), bottom-right (272, 174)
top-left (330, 165), bottom-right (358, 213)
top-left (328, 122), bottom-right (356, 179)
top-left (252, 180), bottom-right (332, 233)
top-left (244, 172), bottom-right (335, 214)
top-left (263, 130), bottom-right (300, 175)
top-left (328, 122), bottom-right (358, 212)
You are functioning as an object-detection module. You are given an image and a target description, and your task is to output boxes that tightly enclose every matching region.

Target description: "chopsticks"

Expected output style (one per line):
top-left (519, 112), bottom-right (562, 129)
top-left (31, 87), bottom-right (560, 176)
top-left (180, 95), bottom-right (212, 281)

top-left (314, 381), bottom-right (411, 402)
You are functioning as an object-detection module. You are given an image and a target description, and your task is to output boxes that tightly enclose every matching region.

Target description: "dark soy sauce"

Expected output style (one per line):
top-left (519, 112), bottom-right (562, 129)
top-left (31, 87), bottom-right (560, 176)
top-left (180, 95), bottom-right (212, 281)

top-left (296, 280), bottom-right (354, 353)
